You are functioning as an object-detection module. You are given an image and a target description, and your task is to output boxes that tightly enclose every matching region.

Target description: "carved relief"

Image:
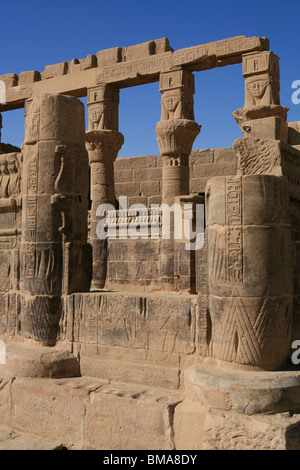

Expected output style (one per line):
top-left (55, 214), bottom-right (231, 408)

top-left (20, 294), bottom-right (62, 344)
top-left (0, 155), bottom-right (9, 198)
top-left (245, 75), bottom-right (279, 106)
top-left (6, 154), bottom-right (21, 198)
top-left (159, 70), bottom-right (195, 122)
top-left (164, 155), bottom-right (187, 167)
top-left (65, 293), bottom-right (195, 362)
top-left (21, 243), bottom-right (62, 295)
top-left (209, 294), bottom-right (292, 367)
top-left (87, 85), bottom-right (119, 131)
top-left (226, 178), bottom-right (243, 283)
top-left (0, 153), bottom-right (22, 200)
top-left (86, 86), bottom-right (123, 290)
top-left (245, 76), bottom-right (270, 105)
top-left (161, 89), bottom-right (194, 121)
top-left (88, 103), bottom-right (105, 131)
top-left (25, 99), bottom-right (40, 144)
top-left (242, 51), bottom-right (280, 108)
top-left (88, 102), bottom-right (118, 131)
top-left (161, 90), bottom-right (182, 120)
top-left (207, 175), bottom-right (293, 369)
top-left (216, 36), bottom-right (267, 58)
top-left (0, 153), bottom-right (22, 295)
top-left (234, 137), bottom-right (300, 186)
top-left (19, 93), bottom-right (91, 344)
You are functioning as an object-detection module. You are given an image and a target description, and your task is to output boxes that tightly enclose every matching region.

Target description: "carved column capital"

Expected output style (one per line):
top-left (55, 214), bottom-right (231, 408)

top-left (233, 51), bottom-right (289, 142)
top-left (156, 71), bottom-right (201, 291)
top-left (86, 85), bottom-right (123, 291)
top-left (87, 84), bottom-right (119, 132)
top-left (85, 129), bottom-right (124, 164)
top-left (156, 118), bottom-right (201, 157)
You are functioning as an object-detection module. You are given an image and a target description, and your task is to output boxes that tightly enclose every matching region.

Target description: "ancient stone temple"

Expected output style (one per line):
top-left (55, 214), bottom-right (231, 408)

top-left (0, 35), bottom-right (300, 450)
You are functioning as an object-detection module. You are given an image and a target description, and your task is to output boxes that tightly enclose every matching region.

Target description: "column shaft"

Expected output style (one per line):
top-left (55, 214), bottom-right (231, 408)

top-left (86, 84), bottom-right (124, 290)
top-left (156, 69), bottom-right (200, 290)
top-left (20, 93), bottom-right (90, 345)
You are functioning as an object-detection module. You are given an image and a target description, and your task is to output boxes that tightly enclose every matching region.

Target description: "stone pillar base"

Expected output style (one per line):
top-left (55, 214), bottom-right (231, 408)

top-left (171, 362), bottom-right (300, 450)
top-left (232, 105), bottom-right (289, 142)
top-left (0, 341), bottom-right (80, 378)
top-left (185, 362), bottom-right (300, 415)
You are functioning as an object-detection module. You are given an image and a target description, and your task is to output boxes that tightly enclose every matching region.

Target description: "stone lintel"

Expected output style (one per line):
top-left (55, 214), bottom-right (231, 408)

top-left (0, 36), bottom-right (269, 112)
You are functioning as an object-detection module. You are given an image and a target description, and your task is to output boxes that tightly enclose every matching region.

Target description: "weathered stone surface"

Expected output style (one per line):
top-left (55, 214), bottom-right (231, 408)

top-left (206, 175), bottom-right (293, 369)
top-left (173, 399), bottom-right (208, 450)
top-left (288, 121), bottom-right (300, 147)
top-left (80, 350), bottom-right (180, 389)
top-left (84, 382), bottom-right (180, 450)
top-left (0, 35), bottom-right (299, 451)
top-left (0, 35), bottom-right (268, 112)
top-left (0, 425), bottom-right (64, 450)
top-left (0, 74), bottom-right (18, 88)
top-left (0, 376), bottom-right (14, 426)
top-left (24, 93), bottom-right (86, 145)
top-left (20, 93), bottom-right (91, 343)
top-left (243, 51), bottom-right (280, 108)
top-left (11, 376), bottom-right (104, 448)
top-left (234, 137), bottom-right (300, 184)
top-left (64, 291), bottom-right (197, 355)
top-left (0, 375), bottom-right (182, 450)
top-left (67, 55), bottom-right (97, 73)
top-left (185, 363), bottom-right (300, 415)
top-left (0, 342), bottom-right (80, 378)
top-left (41, 62), bottom-right (68, 80)
top-left (18, 71), bottom-right (41, 85)
top-left (203, 409), bottom-right (300, 450)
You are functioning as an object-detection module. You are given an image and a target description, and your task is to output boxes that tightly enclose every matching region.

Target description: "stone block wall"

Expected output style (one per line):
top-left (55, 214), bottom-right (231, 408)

top-left (114, 147), bottom-right (238, 205)
top-left (110, 147), bottom-right (238, 290)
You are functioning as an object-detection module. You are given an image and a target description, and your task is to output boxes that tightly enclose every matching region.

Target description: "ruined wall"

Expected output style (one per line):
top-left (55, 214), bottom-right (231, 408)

top-left (114, 147), bottom-right (237, 204)
top-left (108, 147), bottom-right (237, 291)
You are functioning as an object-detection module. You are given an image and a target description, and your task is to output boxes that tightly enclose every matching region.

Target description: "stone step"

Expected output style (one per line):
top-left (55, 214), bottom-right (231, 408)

top-left (0, 425), bottom-right (66, 450)
top-left (0, 374), bottom-right (183, 450)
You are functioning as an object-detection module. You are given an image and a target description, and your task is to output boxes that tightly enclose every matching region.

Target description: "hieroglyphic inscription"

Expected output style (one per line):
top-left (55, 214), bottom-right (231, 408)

top-left (26, 157), bottom-right (38, 241)
top-left (216, 36), bottom-right (262, 58)
top-left (226, 177), bottom-right (243, 283)
top-left (171, 47), bottom-right (208, 67)
top-left (96, 55), bottom-right (172, 84)
top-left (25, 157), bottom-right (38, 279)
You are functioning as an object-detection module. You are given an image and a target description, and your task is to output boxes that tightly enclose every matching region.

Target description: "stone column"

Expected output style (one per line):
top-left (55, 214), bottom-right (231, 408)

top-left (85, 85), bottom-right (124, 290)
top-left (233, 51), bottom-right (289, 142)
top-left (156, 69), bottom-right (201, 289)
top-left (206, 174), bottom-right (293, 370)
top-left (20, 93), bottom-right (91, 345)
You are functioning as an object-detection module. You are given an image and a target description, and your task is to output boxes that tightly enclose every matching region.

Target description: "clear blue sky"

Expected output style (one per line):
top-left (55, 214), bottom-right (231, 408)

top-left (1, 0), bottom-right (299, 157)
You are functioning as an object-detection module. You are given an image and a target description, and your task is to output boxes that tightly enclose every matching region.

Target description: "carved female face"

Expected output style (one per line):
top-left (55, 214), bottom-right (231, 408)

top-left (247, 78), bottom-right (269, 100)
top-left (89, 104), bottom-right (104, 123)
top-left (7, 158), bottom-right (17, 174)
top-left (0, 157), bottom-right (8, 175)
top-left (161, 91), bottom-right (181, 112)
